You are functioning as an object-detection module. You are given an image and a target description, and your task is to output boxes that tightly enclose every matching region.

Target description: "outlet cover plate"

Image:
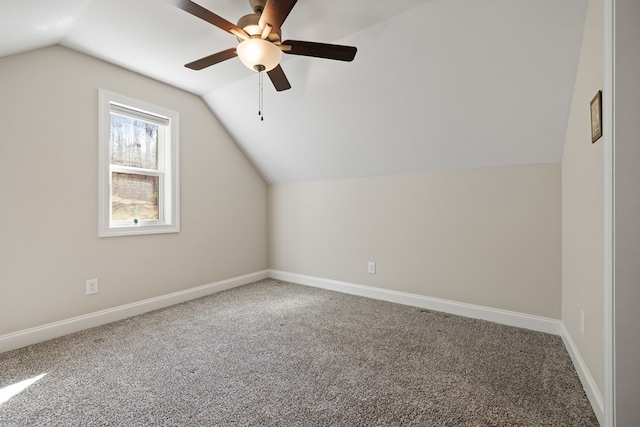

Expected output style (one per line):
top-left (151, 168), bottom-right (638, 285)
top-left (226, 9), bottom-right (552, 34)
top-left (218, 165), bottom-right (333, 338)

top-left (368, 261), bottom-right (376, 274)
top-left (86, 278), bottom-right (99, 295)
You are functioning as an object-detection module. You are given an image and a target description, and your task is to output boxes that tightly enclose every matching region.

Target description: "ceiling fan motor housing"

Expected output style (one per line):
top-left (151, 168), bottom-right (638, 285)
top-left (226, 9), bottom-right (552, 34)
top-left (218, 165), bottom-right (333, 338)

top-left (249, 0), bottom-right (267, 14)
top-left (236, 13), bottom-right (281, 43)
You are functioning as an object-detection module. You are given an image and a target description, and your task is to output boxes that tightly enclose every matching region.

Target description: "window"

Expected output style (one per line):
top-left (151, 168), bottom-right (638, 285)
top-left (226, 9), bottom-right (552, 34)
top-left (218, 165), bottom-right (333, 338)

top-left (98, 90), bottom-right (180, 237)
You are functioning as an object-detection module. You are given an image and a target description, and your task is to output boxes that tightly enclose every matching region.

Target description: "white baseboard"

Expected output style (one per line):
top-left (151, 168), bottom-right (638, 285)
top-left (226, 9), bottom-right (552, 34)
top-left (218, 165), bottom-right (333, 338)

top-left (269, 270), bottom-right (561, 335)
top-left (560, 324), bottom-right (604, 425)
top-left (0, 270), bottom-right (269, 354)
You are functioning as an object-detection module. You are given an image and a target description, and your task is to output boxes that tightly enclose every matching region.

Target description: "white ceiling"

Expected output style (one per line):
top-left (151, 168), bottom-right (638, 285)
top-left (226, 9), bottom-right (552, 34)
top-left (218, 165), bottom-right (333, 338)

top-left (1, 0), bottom-right (588, 183)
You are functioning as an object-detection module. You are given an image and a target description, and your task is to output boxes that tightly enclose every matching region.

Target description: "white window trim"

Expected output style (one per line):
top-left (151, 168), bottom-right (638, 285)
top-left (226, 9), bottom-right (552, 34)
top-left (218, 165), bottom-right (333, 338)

top-left (98, 89), bottom-right (180, 237)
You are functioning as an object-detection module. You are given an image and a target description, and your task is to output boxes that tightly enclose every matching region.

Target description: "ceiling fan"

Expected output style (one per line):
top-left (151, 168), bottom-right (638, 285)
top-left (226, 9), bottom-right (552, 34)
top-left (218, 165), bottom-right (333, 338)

top-left (168, 0), bottom-right (358, 92)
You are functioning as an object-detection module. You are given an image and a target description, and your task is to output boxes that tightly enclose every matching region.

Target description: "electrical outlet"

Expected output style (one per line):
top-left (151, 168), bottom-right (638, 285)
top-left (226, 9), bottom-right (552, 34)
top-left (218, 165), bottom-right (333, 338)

top-left (368, 261), bottom-right (376, 274)
top-left (579, 310), bottom-right (585, 334)
top-left (86, 278), bottom-right (99, 295)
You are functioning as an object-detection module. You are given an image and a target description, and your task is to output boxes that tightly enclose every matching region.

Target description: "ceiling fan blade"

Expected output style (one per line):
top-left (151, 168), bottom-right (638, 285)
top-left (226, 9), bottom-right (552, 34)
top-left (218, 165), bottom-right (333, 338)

top-left (267, 65), bottom-right (292, 91)
top-left (259, 0), bottom-right (298, 35)
top-left (282, 40), bottom-right (357, 62)
top-left (168, 0), bottom-right (248, 38)
top-left (185, 48), bottom-right (237, 70)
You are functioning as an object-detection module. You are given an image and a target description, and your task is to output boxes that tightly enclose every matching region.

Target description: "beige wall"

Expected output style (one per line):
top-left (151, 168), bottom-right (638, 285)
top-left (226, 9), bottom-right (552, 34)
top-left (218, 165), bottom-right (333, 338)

top-left (561, 0), bottom-right (604, 395)
top-left (0, 46), bottom-right (268, 336)
top-left (270, 164), bottom-right (561, 318)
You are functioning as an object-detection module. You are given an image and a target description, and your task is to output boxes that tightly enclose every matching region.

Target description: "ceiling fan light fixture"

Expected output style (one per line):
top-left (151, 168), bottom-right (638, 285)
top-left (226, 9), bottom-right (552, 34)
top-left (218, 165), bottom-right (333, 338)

top-left (173, 0), bottom-right (357, 92)
top-left (236, 38), bottom-right (282, 72)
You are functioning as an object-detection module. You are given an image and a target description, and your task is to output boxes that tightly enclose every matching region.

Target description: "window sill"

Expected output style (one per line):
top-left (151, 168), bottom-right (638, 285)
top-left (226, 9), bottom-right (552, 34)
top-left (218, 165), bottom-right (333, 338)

top-left (98, 224), bottom-right (180, 238)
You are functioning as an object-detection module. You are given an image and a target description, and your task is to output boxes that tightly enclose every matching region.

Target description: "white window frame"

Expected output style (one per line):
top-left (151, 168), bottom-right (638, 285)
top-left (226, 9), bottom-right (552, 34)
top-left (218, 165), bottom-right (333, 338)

top-left (98, 89), bottom-right (180, 237)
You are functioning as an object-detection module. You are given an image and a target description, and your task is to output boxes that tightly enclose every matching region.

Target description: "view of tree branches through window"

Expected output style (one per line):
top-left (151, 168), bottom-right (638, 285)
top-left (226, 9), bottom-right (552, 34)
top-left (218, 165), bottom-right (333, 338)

top-left (109, 113), bottom-right (160, 221)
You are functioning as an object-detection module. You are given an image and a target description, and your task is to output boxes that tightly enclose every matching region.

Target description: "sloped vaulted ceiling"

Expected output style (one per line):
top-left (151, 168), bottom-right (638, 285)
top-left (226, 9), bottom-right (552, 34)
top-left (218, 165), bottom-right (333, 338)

top-left (1, 0), bottom-right (588, 183)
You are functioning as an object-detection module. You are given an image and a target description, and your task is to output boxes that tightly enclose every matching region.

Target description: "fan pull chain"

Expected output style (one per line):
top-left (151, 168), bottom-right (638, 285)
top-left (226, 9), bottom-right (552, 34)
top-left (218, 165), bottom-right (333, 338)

top-left (257, 70), bottom-right (264, 121)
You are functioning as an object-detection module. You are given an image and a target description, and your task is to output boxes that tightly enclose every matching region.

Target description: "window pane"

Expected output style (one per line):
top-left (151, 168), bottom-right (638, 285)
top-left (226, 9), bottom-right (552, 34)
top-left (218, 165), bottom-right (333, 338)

top-left (109, 113), bottom-right (158, 170)
top-left (112, 172), bottom-right (159, 221)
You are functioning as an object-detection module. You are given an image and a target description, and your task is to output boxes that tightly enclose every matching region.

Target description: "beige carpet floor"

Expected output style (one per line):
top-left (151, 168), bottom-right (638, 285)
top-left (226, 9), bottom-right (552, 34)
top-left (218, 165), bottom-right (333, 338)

top-left (0, 279), bottom-right (598, 426)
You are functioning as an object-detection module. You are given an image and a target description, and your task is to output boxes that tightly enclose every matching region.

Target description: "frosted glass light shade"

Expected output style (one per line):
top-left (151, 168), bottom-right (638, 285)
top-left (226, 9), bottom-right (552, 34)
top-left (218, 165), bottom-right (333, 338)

top-left (236, 38), bottom-right (282, 72)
